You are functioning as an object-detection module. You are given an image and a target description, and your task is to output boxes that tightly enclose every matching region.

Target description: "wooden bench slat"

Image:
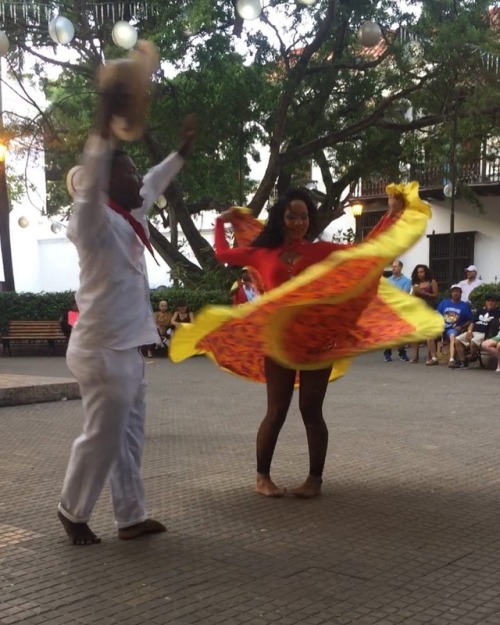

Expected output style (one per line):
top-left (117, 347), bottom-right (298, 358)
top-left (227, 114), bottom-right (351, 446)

top-left (1, 320), bottom-right (68, 355)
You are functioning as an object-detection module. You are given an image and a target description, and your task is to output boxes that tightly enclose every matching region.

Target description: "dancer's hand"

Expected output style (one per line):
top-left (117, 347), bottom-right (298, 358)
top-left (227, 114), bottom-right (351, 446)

top-left (218, 208), bottom-right (237, 223)
top-left (387, 193), bottom-right (405, 218)
top-left (97, 82), bottom-right (130, 139)
top-left (178, 114), bottom-right (197, 159)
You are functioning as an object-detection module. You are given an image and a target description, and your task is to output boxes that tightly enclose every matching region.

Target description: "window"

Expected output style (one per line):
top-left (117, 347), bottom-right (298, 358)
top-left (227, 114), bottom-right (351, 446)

top-left (428, 231), bottom-right (476, 291)
top-left (358, 210), bottom-right (386, 241)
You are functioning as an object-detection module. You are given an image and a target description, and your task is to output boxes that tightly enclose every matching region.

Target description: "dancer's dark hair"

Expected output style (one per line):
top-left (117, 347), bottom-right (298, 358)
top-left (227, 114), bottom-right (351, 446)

top-left (252, 187), bottom-right (318, 249)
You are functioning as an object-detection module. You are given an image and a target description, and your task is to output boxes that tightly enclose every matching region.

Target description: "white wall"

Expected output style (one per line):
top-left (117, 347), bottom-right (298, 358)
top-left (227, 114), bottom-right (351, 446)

top-left (9, 208), bottom-right (218, 293)
top-left (400, 196), bottom-right (500, 284)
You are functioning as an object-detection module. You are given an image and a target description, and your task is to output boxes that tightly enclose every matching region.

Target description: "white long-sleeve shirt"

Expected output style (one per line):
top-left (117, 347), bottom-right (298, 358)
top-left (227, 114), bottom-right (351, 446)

top-left (67, 135), bottom-right (184, 350)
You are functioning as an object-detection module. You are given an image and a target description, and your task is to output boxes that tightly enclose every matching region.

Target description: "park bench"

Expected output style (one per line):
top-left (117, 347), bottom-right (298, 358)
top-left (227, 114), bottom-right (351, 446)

top-left (1, 320), bottom-right (68, 356)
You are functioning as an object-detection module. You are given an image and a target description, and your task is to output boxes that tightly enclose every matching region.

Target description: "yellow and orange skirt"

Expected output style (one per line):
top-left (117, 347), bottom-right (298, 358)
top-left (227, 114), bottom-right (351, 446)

top-left (170, 182), bottom-right (444, 384)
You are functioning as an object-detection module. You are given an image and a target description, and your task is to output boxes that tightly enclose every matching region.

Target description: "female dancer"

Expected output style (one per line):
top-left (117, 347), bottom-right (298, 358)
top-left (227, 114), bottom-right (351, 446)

top-left (171, 184), bottom-right (442, 498)
top-left (215, 189), bottom-right (405, 497)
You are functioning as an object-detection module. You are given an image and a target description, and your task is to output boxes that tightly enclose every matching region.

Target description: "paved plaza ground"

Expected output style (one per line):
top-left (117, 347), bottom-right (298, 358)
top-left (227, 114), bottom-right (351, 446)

top-left (1, 351), bottom-right (500, 625)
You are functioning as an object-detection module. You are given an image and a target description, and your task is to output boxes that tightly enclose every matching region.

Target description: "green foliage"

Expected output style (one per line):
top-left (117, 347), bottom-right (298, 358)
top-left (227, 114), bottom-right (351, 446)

top-left (0, 291), bottom-right (76, 334)
top-left (469, 283), bottom-right (500, 310)
top-left (330, 228), bottom-right (355, 244)
top-left (0, 289), bottom-right (231, 334)
top-left (150, 287), bottom-right (231, 312)
top-left (1, 0), bottom-right (497, 273)
top-left (170, 262), bottom-right (238, 291)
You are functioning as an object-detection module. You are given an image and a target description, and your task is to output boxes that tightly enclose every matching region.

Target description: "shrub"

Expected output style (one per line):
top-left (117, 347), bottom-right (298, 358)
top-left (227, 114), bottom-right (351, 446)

top-left (0, 288), bottom-right (231, 334)
top-left (469, 283), bottom-right (500, 310)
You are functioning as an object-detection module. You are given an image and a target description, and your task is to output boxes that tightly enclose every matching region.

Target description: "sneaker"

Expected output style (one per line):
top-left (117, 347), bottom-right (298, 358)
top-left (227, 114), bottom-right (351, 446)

top-left (384, 355), bottom-right (392, 362)
top-left (448, 359), bottom-right (457, 368)
top-left (458, 362), bottom-right (469, 369)
top-left (425, 358), bottom-right (439, 366)
top-left (399, 353), bottom-right (410, 362)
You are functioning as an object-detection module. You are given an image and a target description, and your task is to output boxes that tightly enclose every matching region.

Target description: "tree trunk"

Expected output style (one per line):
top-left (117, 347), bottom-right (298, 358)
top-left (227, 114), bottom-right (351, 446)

top-left (0, 159), bottom-right (14, 292)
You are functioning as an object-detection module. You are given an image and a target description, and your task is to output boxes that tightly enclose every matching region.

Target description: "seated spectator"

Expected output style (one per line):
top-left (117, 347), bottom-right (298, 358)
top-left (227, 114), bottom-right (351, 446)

top-left (434, 284), bottom-right (473, 368)
top-left (230, 268), bottom-right (260, 305)
top-left (171, 301), bottom-right (194, 327)
top-left (147, 300), bottom-right (173, 358)
top-left (458, 265), bottom-right (483, 303)
top-left (481, 332), bottom-right (500, 374)
top-left (454, 294), bottom-right (500, 368)
top-left (60, 301), bottom-right (79, 339)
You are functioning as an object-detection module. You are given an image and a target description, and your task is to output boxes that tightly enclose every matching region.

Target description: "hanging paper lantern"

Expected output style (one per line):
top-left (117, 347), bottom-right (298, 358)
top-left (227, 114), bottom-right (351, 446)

top-left (18, 216), bottom-right (29, 228)
top-left (297, 0), bottom-right (318, 5)
top-left (235, 0), bottom-right (262, 21)
top-left (443, 183), bottom-right (454, 198)
top-left (0, 31), bottom-right (9, 57)
top-left (48, 16), bottom-right (75, 45)
top-left (112, 21), bottom-right (138, 50)
top-left (156, 195), bottom-right (167, 209)
top-left (357, 21), bottom-right (382, 48)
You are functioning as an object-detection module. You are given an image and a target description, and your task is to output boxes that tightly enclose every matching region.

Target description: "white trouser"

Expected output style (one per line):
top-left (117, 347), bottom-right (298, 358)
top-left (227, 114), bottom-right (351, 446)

top-left (59, 345), bottom-right (148, 529)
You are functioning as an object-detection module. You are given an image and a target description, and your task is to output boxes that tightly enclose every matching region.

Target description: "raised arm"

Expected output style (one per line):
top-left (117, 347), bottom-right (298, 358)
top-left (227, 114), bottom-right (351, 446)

top-left (214, 215), bottom-right (258, 266)
top-left (67, 91), bottom-right (118, 242)
top-left (137, 115), bottom-right (196, 218)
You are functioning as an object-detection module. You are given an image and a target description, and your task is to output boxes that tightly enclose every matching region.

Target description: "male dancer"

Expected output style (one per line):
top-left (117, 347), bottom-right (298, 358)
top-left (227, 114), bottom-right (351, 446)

top-left (58, 87), bottom-right (195, 545)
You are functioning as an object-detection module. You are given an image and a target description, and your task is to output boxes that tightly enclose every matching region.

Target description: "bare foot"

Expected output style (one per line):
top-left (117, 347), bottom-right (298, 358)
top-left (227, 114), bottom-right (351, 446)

top-left (256, 474), bottom-right (286, 497)
top-left (118, 518), bottom-right (167, 540)
top-left (291, 476), bottom-right (323, 499)
top-left (58, 511), bottom-right (101, 546)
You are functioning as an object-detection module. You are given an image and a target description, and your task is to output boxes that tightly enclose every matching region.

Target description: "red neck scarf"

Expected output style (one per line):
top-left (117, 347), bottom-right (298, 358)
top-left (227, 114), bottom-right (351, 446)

top-left (108, 199), bottom-right (159, 265)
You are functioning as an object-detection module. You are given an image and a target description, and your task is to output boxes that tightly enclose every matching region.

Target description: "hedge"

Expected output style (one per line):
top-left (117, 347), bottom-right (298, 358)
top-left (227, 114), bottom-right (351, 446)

top-left (0, 288), bottom-right (231, 335)
top-left (468, 283), bottom-right (500, 310)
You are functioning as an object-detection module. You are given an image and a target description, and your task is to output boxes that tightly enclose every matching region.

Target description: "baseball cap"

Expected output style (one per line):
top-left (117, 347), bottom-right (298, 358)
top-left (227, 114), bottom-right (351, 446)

top-left (465, 265), bottom-right (477, 272)
top-left (450, 284), bottom-right (462, 290)
top-left (485, 293), bottom-right (498, 301)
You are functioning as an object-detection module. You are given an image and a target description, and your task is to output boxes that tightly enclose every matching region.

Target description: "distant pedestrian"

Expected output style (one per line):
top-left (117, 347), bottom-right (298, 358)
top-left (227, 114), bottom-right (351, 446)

top-left (383, 260), bottom-right (411, 362)
top-left (60, 300), bottom-right (79, 339)
top-left (410, 264), bottom-right (439, 364)
top-left (458, 265), bottom-right (483, 303)
top-left (231, 268), bottom-right (260, 305)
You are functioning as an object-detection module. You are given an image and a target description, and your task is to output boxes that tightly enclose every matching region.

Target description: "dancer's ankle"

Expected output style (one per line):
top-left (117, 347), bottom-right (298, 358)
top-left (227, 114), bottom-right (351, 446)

top-left (256, 473), bottom-right (286, 497)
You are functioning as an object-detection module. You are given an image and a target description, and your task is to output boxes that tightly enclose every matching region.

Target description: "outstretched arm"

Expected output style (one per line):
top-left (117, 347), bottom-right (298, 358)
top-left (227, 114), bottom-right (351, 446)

top-left (138, 115), bottom-right (197, 217)
top-left (68, 89), bottom-right (119, 242)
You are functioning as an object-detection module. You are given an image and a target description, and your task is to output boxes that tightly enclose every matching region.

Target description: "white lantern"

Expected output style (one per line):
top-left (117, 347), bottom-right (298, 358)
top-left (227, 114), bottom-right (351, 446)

top-left (0, 31), bottom-right (9, 57)
top-left (236, 0), bottom-right (262, 20)
top-left (48, 16), bottom-right (75, 45)
top-left (297, 0), bottom-right (318, 5)
top-left (156, 195), bottom-right (167, 209)
top-left (18, 216), bottom-right (29, 228)
top-left (112, 21), bottom-right (138, 50)
top-left (357, 21), bottom-right (382, 48)
top-left (50, 222), bottom-right (63, 234)
top-left (443, 182), bottom-right (454, 198)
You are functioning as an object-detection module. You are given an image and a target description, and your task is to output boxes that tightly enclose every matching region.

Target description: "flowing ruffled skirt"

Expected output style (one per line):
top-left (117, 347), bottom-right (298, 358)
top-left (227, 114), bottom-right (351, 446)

top-left (170, 182), bottom-right (444, 384)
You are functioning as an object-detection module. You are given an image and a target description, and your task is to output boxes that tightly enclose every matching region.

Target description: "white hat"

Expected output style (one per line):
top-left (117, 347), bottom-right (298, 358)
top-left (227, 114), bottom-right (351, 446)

top-left (450, 284), bottom-right (462, 290)
top-left (96, 40), bottom-right (160, 141)
top-left (66, 165), bottom-right (86, 198)
top-left (466, 265), bottom-right (477, 272)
